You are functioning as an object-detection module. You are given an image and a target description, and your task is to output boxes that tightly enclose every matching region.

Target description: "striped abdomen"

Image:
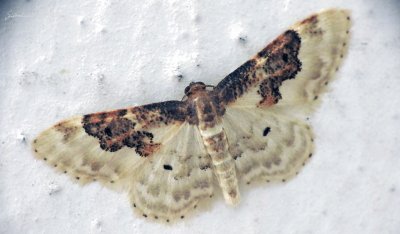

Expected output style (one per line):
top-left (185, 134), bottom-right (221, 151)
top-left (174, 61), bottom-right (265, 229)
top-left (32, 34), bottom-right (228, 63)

top-left (194, 96), bottom-right (240, 205)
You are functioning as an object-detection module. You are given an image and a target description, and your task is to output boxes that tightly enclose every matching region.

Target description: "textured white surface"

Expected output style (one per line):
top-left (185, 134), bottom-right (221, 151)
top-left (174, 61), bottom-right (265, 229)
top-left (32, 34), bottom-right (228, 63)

top-left (0, 0), bottom-right (399, 233)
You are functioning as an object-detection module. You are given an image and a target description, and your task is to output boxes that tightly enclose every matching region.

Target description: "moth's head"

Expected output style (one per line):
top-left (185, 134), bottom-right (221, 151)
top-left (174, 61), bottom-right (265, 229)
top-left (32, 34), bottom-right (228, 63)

top-left (184, 82), bottom-right (207, 97)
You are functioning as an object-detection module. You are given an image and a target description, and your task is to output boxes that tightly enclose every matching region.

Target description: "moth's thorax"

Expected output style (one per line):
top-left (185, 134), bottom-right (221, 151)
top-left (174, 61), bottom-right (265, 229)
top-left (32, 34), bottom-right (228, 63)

top-left (190, 90), bottom-right (220, 132)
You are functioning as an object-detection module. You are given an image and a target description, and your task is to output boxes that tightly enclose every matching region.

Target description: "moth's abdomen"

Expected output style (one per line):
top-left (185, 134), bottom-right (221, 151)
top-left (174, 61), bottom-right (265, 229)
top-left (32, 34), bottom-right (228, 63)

top-left (194, 95), bottom-right (240, 205)
top-left (202, 128), bottom-right (240, 205)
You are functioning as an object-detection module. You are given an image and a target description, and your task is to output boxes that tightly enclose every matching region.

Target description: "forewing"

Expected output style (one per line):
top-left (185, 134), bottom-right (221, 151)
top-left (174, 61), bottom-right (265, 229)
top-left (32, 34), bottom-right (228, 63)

top-left (279, 9), bottom-right (351, 110)
top-left (32, 101), bottom-right (187, 189)
top-left (33, 101), bottom-right (215, 222)
top-left (214, 9), bottom-right (351, 114)
top-left (216, 9), bottom-right (350, 183)
top-left (129, 122), bottom-right (214, 222)
top-left (222, 107), bottom-right (314, 184)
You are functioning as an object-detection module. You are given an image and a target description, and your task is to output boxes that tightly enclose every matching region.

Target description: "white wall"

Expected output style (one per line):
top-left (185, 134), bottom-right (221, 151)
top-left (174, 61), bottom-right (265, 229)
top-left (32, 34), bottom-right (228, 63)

top-left (0, 0), bottom-right (399, 233)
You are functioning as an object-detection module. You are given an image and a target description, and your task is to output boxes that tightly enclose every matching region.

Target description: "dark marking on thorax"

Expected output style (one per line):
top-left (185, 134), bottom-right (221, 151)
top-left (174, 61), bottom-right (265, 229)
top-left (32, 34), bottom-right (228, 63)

top-left (188, 90), bottom-right (222, 130)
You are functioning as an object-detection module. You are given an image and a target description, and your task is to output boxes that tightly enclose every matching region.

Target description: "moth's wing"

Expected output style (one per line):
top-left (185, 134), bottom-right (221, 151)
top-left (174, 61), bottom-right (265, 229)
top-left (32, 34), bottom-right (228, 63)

top-left (32, 101), bottom-right (188, 190)
top-left (33, 101), bottom-right (215, 222)
top-left (216, 9), bottom-right (350, 183)
top-left (222, 107), bottom-right (313, 184)
top-left (129, 122), bottom-right (214, 222)
top-left (279, 9), bottom-right (351, 110)
top-left (214, 9), bottom-right (351, 114)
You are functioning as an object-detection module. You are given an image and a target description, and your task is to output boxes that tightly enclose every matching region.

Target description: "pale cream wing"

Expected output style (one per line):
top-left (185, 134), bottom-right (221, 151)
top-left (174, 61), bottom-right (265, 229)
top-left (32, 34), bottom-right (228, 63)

top-left (215, 9), bottom-right (351, 114)
top-left (32, 101), bottom-right (188, 189)
top-left (129, 122), bottom-right (214, 222)
top-left (33, 102), bottom-right (215, 222)
top-left (222, 107), bottom-right (314, 184)
top-left (278, 9), bottom-right (351, 110)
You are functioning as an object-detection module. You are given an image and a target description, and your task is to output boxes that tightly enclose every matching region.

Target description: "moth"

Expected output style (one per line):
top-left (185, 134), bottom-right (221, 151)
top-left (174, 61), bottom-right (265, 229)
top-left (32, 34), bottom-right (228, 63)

top-left (32, 9), bottom-right (351, 222)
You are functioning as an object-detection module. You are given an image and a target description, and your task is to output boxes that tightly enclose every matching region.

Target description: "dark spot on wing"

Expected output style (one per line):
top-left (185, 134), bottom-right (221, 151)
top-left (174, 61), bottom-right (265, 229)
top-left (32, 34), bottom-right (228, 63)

top-left (104, 127), bottom-right (112, 136)
top-left (200, 164), bottom-right (210, 171)
top-left (163, 164), bottom-right (173, 171)
top-left (263, 127), bottom-right (271, 136)
top-left (282, 53), bottom-right (288, 62)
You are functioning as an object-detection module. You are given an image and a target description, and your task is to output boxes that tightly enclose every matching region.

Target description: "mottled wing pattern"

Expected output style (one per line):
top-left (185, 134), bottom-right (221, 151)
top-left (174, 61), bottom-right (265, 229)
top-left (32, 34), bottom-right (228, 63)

top-left (215, 9), bottom-right (351, 112)
top-left (129, 122), bottom-right (214, 221)
top-left (222, 107), bottom-right (313, 184)
top-left (278, 9), bottom-right (351, 111)
top-left (33, 101), bottom-right (214, 222)
top-left (33, 101), bottom-right (184, 187)
top-left (215, 9), bottom-right (350, 183)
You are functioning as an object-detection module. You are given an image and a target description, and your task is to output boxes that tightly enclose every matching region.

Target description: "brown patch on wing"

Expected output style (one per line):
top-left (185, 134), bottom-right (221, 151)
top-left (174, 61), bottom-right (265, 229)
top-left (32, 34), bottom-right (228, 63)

top-left (82, 101), bottom-right (189, 156)
top-left (132, 101), bottom-right (196, 126)
top-left (54, 121), bottom-right (79, 142)
top-left (299, 14), bottom-right (317, 25)
top-left (299, 14), bottom-right (323, 36)
top-left (214, 30), bottom-right (301, 108)
top-left (82, 108), bottom-right (160, 157)
top-left (214, 59), bottom-right (259, 105)
top-left (257, 30), bottom-right (302, 107)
